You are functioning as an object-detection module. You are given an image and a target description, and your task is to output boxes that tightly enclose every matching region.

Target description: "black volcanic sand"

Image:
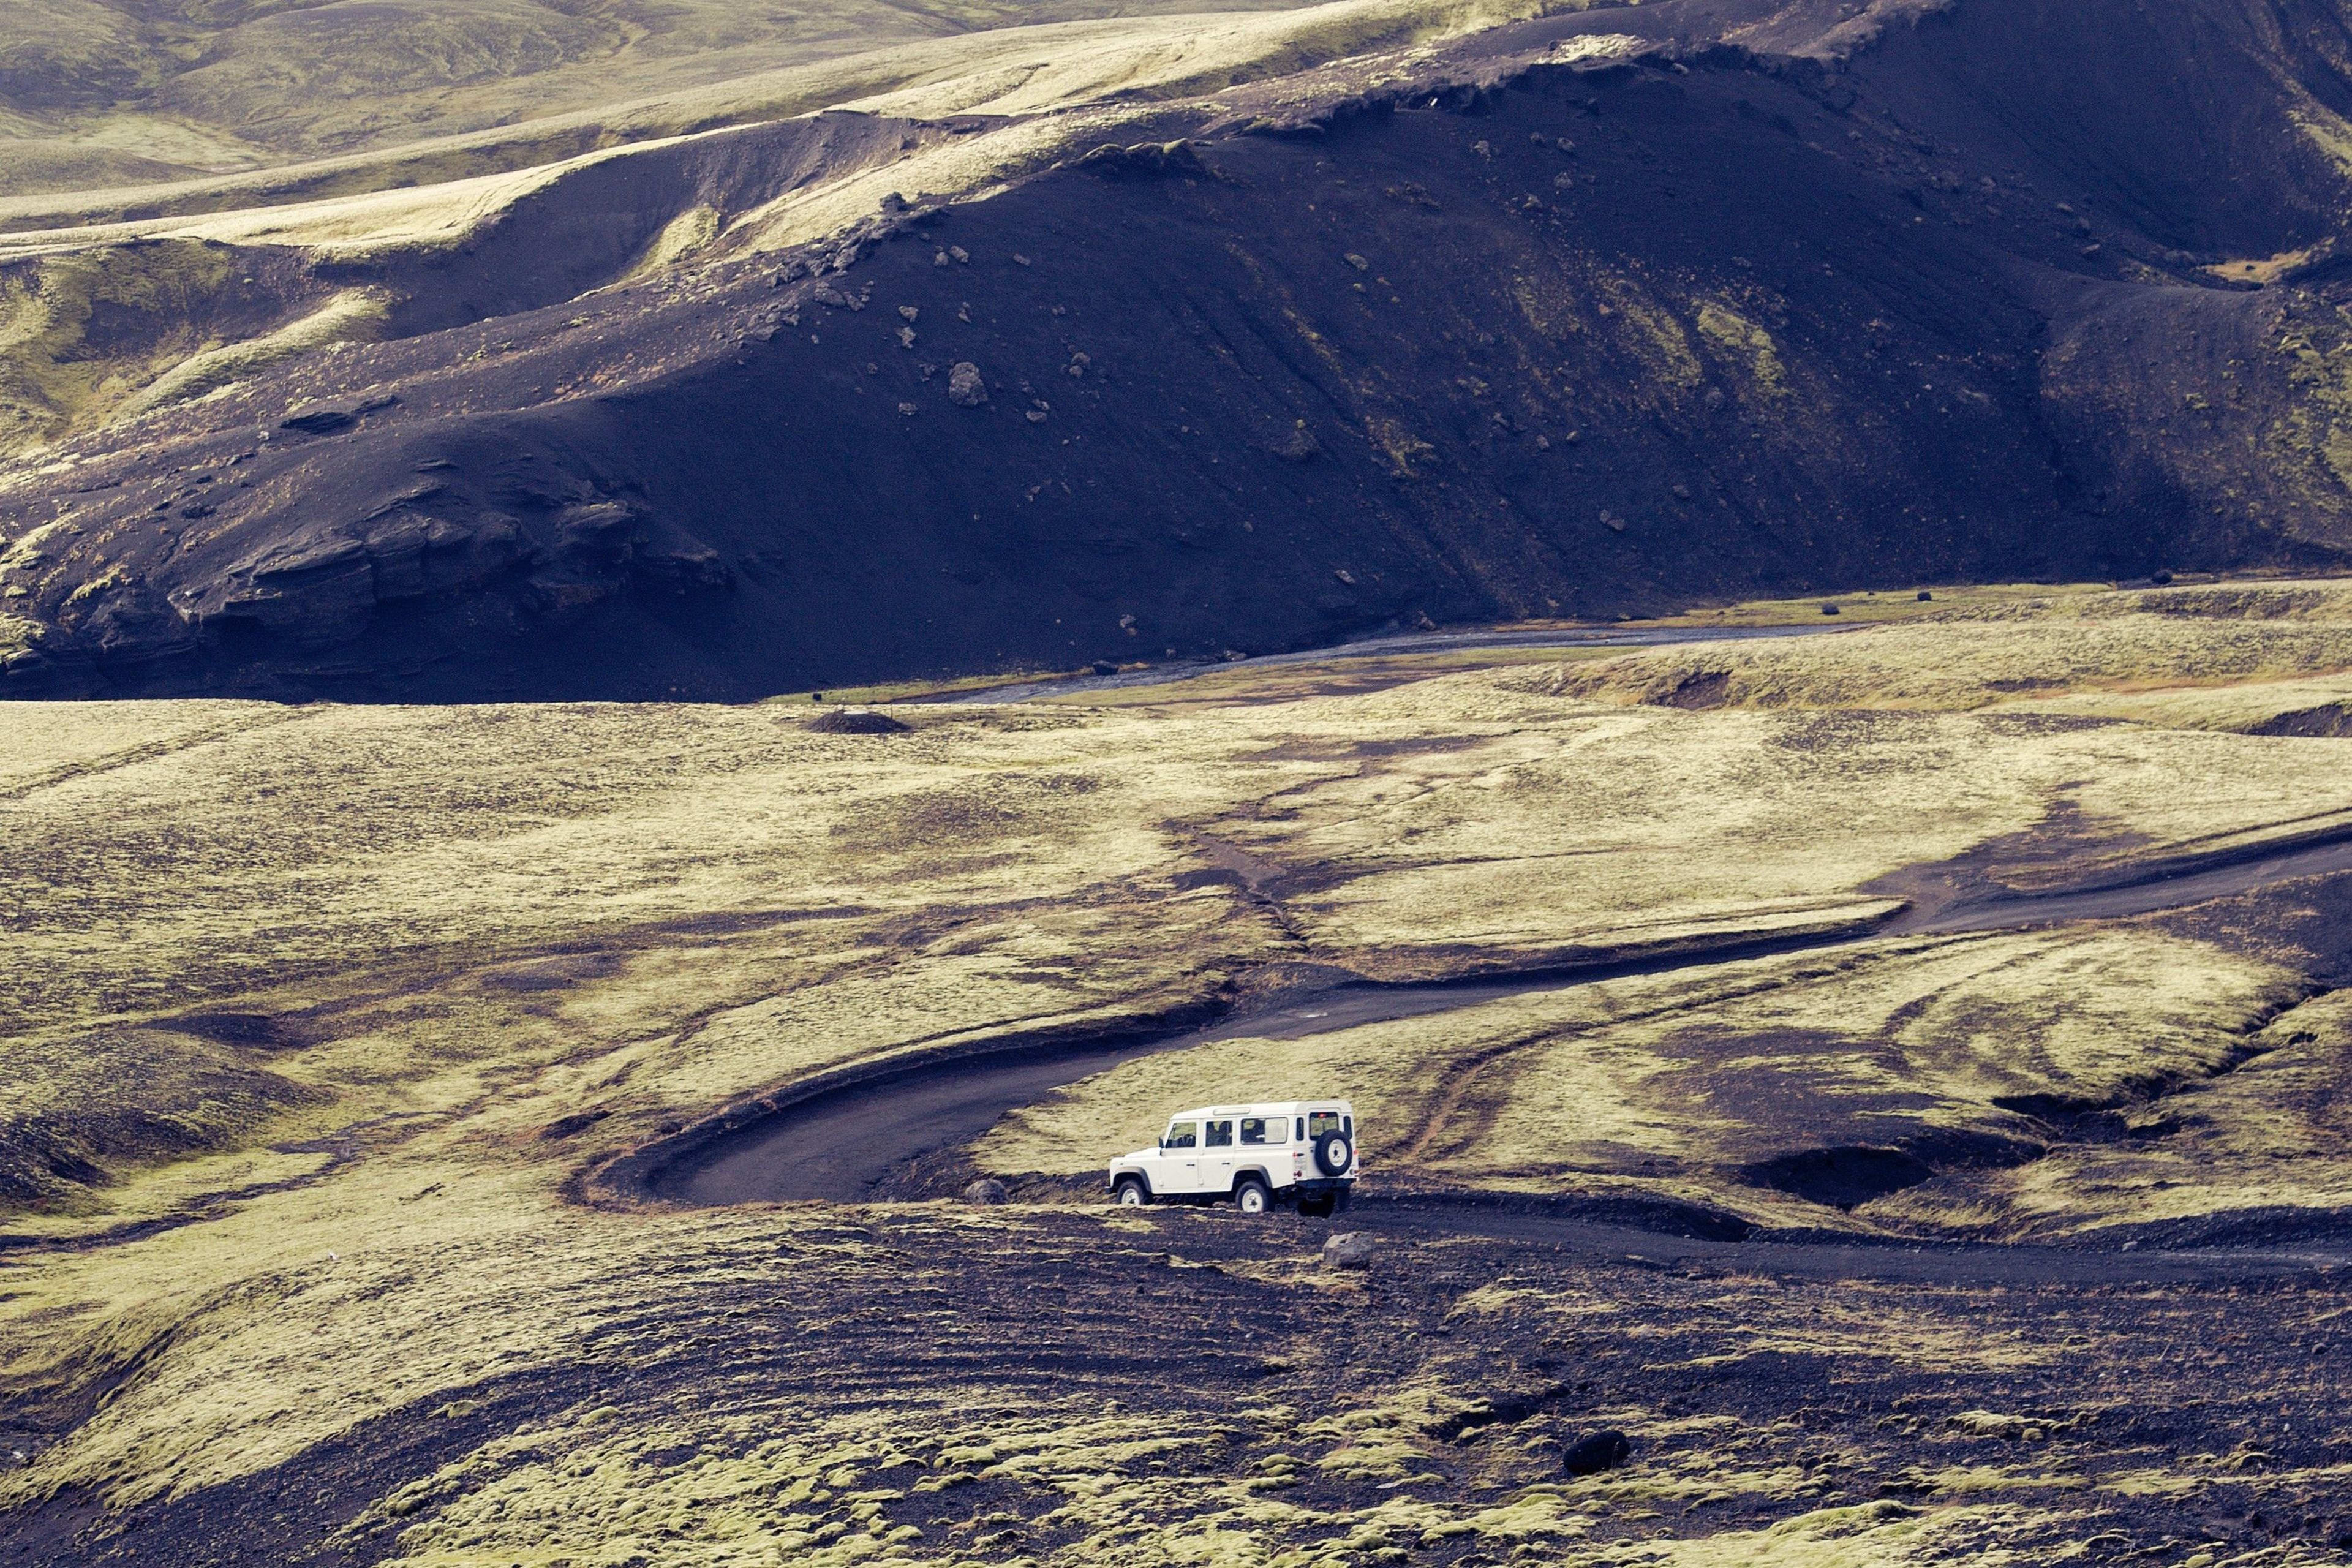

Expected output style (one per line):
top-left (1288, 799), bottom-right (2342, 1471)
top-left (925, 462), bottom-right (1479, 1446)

top-left (4, 1207), bottom-right (2350, 1565)
top-left (8, 0), bottom-right (2352, 699)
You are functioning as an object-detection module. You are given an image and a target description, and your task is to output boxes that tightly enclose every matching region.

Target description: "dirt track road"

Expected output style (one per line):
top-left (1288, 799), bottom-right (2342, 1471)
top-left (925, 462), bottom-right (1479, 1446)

top-left (649, 816), bottom-right (2352, 1273)
top-left (944, 621), bottom-right (1849, 703)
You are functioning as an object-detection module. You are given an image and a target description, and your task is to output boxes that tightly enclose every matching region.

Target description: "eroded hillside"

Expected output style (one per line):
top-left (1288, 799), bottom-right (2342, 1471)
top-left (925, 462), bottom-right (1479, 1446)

top-left (4, 0), bottom-right (2352, 697)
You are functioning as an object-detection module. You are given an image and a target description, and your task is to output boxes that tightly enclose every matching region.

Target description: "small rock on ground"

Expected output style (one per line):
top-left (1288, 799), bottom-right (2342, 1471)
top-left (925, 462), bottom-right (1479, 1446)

top-left (948, 363), bottom-right (988, 407)
top-left (809, 707), bottom-right (910, 734)
top-left (962, 1178), bottom-right (1011, 1205)
top-left (1561, 1430), bottom-right (1631, 1476)
top-left (1322, 1232), bottom-right (1375, 1270)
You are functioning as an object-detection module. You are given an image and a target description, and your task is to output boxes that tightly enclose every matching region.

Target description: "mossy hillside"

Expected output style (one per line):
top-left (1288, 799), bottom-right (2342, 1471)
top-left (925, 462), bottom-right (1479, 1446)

top-left (10, 587), bottom-right (2352, 1223)
top-left (0, 235), bottom-right (342, 452)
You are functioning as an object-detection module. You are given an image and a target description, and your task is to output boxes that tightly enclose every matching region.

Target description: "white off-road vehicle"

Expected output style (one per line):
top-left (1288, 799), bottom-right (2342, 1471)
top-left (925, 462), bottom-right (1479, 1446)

top-left (1108, 1100), bottom-right (1359, 1216)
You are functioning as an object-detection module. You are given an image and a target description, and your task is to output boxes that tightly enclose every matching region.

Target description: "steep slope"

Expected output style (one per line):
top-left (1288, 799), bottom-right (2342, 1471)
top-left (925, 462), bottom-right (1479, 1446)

top-left (3, 0), bottom-right (2352, 699)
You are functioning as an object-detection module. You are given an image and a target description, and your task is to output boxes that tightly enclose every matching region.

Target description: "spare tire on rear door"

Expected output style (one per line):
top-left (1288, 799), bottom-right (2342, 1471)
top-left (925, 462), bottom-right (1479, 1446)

top-left (1314, 1131), bottom-right (1352, 1177)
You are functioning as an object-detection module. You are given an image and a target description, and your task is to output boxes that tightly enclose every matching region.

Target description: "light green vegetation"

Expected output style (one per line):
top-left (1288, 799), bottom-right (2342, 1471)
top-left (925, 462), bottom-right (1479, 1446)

top-left (115, 284), bottom-right (390, 417)
top-left (7, 581), bottom-right (2352, 1556)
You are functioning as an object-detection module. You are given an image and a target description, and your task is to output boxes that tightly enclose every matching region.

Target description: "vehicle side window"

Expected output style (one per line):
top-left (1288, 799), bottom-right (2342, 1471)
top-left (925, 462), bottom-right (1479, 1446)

top-left (1164, 1121), bottom-right (1197, 1148)
top-left (1204, 1120), bottom-right (1234, 1148)
top-left (1308, 1110), bottom-right (1343, 1138)
top-left (1295, 1117), bottom-right (1305, 1142)
top-left (1240, 1117), bottom-right (1272, 1145)
top-left (1344, 1115), bottom-right (1353, 1140)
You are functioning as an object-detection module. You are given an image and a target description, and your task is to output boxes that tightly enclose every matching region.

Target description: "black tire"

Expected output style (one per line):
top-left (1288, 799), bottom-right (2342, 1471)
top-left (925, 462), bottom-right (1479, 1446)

top-left (1298, 1194), bottom-right (1335, 1218)
top-left (1114, 1177), bottom-right (1150, 1207)
top-left (1313, 1131), bottom-right (1353, 1177)
top-left (1333, 1183), bottom-right (1352, 1213)
top-left (1234, 1177), bottom-right (1271, 1216)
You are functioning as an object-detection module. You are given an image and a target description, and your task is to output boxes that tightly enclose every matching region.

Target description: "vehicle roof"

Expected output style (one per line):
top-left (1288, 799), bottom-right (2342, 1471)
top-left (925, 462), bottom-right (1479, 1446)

top-left (1165, 1101), bottom-right (1352, 1119)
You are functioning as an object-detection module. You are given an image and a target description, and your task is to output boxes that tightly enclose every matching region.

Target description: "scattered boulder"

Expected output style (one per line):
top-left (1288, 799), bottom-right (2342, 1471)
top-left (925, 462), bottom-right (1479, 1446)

top-left (809, 707), bottom-right (910, 734)
top-left (961, 1177), bottom-right (1011, 1204)
top-left (948, 363), bottom-right (989, 407)
top-left (1561, 1430), bottom-right (1632, 1476)
top-left (279, 394), bottom-right (396, 435)
top-left (1077, 139), bottom-right (1208, 178)
top-left (1322, 1231), bottom-right (1376, 1270)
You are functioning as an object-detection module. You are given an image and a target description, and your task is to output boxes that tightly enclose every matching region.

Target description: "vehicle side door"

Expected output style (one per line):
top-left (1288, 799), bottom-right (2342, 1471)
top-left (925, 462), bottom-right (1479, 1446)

top-left (1239, 1115), bottom-right (1281, 1187)
top-left (1202, 1118), bottom-right (1237, 1194)
top-left (1158, 1119), bottom-right (1200, 1193)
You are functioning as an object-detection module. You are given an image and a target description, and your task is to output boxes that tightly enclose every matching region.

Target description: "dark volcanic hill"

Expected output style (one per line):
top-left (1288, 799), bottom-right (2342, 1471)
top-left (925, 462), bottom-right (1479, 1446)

top-left (5, 0), bottom-right (2352, 699)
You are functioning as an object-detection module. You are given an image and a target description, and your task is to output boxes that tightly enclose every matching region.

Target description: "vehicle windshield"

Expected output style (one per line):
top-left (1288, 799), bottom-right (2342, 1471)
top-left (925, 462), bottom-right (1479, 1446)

top-left (1204, 1120), bottom-right (1234, 1147)
top-left (1164, 1121), bottom-right (1197, 1148)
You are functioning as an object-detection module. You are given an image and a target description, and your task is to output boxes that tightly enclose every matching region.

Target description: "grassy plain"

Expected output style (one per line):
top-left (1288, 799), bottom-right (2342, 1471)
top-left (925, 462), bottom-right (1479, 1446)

top-left (6, 581), bottom-right (2352, 1561)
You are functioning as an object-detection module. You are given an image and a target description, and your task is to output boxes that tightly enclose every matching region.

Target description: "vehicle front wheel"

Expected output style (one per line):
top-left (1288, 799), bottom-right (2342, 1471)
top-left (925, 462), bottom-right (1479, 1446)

top-left (1115, 1177), bottom-right (1150, 1207)
top-left (1234, 1178), bottom-right (1270, 1216)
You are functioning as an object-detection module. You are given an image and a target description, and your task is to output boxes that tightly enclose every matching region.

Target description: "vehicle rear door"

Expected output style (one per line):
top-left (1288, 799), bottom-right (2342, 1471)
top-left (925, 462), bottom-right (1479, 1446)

top-left (1306, 1108), bottom-right (1353, 1175)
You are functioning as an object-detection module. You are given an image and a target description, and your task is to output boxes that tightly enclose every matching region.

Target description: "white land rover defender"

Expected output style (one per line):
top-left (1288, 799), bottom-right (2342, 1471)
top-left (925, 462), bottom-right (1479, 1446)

top-left (1108, 1101), bottom-right (1359, 1216)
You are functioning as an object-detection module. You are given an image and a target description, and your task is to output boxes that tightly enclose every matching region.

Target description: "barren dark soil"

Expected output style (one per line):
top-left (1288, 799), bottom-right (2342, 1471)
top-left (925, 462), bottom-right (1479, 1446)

top-left (10, 0), bottom-right (2352, 697)
top-left (8, 1208), bottom-right (2352, 1567)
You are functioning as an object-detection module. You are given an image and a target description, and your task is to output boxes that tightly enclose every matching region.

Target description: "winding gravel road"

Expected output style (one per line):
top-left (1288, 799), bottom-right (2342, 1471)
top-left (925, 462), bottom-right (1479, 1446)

top-left (650, 818), bottom-right (2352, 1264)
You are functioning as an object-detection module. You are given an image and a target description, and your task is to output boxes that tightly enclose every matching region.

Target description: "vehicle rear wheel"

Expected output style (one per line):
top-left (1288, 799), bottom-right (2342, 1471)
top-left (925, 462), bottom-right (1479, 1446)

top-left (1298, 1194), bottom-right (1335, 1218)
top-left (1234, 1177), bottom-right (1270, 1216)
top-left (1115, 1177), bottom-right (1149, 1207)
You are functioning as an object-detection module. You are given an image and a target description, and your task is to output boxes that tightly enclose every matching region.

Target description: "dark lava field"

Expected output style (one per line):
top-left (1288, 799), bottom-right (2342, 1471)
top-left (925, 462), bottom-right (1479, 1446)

top-left (7, 0), bottom-right (2352, 698)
